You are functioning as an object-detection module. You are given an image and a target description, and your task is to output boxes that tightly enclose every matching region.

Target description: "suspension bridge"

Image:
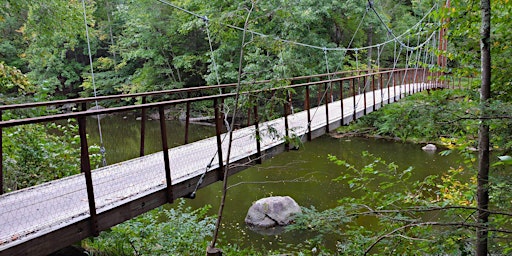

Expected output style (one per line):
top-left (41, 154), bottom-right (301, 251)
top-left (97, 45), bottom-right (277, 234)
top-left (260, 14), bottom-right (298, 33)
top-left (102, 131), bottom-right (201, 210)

top-left (0, 67), bottom-right (458, 255)
top-left (0, 0), bottom-right (460, 254)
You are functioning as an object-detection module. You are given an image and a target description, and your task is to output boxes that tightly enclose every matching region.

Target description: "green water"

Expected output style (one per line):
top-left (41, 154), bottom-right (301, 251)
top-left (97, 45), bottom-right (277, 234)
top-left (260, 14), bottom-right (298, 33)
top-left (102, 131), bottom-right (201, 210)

top-left (87, 114), bottom-right (463, 250)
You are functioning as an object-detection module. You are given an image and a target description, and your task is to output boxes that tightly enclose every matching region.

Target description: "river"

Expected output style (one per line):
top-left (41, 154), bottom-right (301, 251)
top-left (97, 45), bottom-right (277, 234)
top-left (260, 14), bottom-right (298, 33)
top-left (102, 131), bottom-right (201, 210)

top-left (86, 114), bottom-right (464, 251)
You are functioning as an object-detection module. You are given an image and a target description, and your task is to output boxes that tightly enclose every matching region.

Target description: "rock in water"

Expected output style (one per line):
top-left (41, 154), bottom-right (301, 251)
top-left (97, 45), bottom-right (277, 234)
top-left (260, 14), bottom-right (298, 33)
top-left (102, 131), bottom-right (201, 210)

top-left (422, 143), bottom-right (437, 151)
top-left (245, 196), bottom-right (301, 229)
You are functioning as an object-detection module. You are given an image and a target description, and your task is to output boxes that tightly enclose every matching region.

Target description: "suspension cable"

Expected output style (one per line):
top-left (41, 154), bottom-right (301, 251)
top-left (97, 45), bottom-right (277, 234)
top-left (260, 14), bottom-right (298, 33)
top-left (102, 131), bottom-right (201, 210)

top-left (188, 17), bottom-right (230, 199)
top-left (81, 0), bottom-right (107, 167)
top-left (367, 0), bottom-right (437, 52)
top-left (156, 0), bottom-right (438, 53)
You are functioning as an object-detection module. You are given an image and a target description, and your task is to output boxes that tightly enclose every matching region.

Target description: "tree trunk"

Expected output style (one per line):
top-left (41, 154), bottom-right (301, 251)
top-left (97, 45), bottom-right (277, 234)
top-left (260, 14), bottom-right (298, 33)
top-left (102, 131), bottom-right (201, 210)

top-left (476, 0), bottom-right (491, 255)
top-left (367, 25), bottom-right (373, 71)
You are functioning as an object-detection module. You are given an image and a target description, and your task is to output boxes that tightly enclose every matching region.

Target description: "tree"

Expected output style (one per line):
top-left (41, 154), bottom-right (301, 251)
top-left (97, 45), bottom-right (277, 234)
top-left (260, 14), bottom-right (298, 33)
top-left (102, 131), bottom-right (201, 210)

top-left (476, 0), bottom-right (491, 255)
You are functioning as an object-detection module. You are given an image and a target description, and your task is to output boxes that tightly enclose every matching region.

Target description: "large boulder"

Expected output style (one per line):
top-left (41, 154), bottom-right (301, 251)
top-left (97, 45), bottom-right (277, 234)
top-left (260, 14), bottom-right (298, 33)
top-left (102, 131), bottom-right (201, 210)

top-left (422, 143), bottom-right (437, 152)
top-left (245, 196), bottom-right (301, 230)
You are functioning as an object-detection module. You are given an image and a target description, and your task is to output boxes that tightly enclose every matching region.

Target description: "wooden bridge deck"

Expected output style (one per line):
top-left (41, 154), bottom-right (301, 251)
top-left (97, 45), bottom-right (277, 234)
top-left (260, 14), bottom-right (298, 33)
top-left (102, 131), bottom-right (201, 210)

top-left (0, 83), bottom-right (427, 255)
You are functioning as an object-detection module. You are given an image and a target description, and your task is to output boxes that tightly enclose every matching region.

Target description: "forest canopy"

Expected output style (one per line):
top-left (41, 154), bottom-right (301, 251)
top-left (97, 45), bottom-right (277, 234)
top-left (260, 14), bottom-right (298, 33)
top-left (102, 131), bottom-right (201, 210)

top-left (0, 0), bottom-right (453, 100)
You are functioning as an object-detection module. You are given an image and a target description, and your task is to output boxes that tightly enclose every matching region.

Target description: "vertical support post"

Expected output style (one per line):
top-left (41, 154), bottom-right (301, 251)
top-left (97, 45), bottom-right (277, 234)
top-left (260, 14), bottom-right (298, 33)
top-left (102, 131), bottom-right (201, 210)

top-left (184, 93), bottom-right (191, 144)
top-left (140, 97), bottom-right (147, 157)
top-left (352, 78), bottom-right (357, 121)
top-left (305, 85), bottom-right (312, 141)
top-left (399, 70), bottom-right (403, 99)
top-left (339, 81), bottom-right (344, 125)
top-left (0, 110), bottom-right (3, 195)
top-left (213, 98), bottom-right (224, 181)
top-left (372, 74), bottom-right (376, 111)
top-left (253, 102), bottom-right (262, 164)
top-left (158, 106), bottom-right (173, 204)
top-left (78, 116), bottom-right (99, 236)
top-left (284, 91), bottom-right (290, 151)
top-left (363, 76), bottom-right (367, 115)
top-left (393, 71), bottom-right (397, 102)
top-left (324, 82), bottom-right (329, 133)
top-left (386, 72), bottom-right (391, 104)
top-left (408, 72), bottom-right (412, 95)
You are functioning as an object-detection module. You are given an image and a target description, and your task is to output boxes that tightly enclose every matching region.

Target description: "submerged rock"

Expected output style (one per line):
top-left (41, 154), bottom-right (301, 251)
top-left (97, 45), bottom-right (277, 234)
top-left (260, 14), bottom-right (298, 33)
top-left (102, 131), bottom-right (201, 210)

top-left (245, 196), bottom-right (301, 232)
top-left (422, 143), bottom-right (437, 152)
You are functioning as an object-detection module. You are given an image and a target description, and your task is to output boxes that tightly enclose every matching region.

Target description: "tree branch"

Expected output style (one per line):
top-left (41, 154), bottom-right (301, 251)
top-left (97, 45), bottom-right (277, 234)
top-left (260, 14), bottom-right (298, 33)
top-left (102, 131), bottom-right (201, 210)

top-left (364, 221), bottom-right (512, 255)
top-left (439, 115), bottom-right (512, 124)
top-left (349, 205), bottom-right (512, 218)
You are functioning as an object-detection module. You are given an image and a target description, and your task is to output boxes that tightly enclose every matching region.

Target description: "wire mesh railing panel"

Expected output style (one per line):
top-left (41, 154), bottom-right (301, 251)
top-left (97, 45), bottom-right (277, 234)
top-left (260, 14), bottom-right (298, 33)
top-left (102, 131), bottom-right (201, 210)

top-left (0, 174), bottom-right (89, 246)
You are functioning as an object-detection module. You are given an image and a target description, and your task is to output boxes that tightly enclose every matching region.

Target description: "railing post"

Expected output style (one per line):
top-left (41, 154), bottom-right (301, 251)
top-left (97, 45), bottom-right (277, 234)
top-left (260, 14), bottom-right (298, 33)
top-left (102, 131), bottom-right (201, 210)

top-left (410, 71), bottom-right (413, 93)
top-left (158, 106), bottom-right (173, 204)
top-left (372, 74), bottom-right (376, 111)
top-left (184, 92), bottom-right (191, 144)
top-left (0, 110), bottom-right (3, 195)
top-left (253, 101), bottom-right (262, 164)
top-left (213, 98), bottom-right (224, 181)
top-left (284, 91), bottom-right (290, 151)
top-left (140, 96), bottom-right (147, 157)
top-left (352, 78), bottom-right (357, 121)
top-left (399, 70), bottom-right (403, 100)
top-left (324, 82), bottom-right (329, 133)
top-left (407, 71), bottom-right (411, 95)
top-left (305, 85), bottom-right (312, 141)
top-left (339, 81), bottom-right (344, 124)
top-left (78, 116), bottom-right (99, 236)
top-left (386, 72), bottom-right (390, 104)
top-left (393, 71), bottom-right (397, 101)
top-left (363, 76), bottom-right (367, 115)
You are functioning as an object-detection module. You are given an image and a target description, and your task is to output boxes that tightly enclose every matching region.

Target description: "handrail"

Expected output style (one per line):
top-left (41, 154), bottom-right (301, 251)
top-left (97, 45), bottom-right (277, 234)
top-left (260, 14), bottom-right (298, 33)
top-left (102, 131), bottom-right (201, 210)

top-left (0, 68), bottom-right (414, 124)
top-left (0, 69), bottom-right (364, 112)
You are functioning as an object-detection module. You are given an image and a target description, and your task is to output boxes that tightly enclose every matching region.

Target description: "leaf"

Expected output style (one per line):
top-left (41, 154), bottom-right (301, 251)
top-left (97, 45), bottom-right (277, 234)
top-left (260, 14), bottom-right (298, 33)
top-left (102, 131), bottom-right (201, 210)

top-left (494, 155), bottom-right (512, 166)
top-left (439, 150), bottom-right (452, 156)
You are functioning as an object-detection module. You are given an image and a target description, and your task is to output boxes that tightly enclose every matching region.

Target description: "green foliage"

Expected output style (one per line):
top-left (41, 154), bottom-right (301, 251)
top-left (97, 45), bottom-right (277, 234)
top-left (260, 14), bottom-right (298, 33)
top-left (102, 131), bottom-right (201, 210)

top-left (84, 200), bottom-right (216, 256)
top-left (345, 89), bottom-right (474, 141)
top-left (338, 89), bottom-right (512, 152)
top-left (0, 62), bottom-right (34, 94)
top-left (2, 119), bottom-right (102, 192)
top-left (446, 0), bottom-right (512, 101)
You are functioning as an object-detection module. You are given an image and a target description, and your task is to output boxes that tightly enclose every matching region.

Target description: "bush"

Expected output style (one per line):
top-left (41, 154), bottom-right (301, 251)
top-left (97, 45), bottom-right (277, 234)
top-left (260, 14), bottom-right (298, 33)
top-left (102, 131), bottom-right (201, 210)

top-left (83, 200), bottom-right (216, 256)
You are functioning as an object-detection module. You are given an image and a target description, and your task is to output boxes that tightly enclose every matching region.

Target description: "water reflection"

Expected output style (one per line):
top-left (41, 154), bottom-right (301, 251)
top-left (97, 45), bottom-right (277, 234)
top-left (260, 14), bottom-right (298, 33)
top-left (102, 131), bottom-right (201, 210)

top-left (88, 115), bottom-right (463, 250)
top-left (86, 113), bottom-right (215, 164)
